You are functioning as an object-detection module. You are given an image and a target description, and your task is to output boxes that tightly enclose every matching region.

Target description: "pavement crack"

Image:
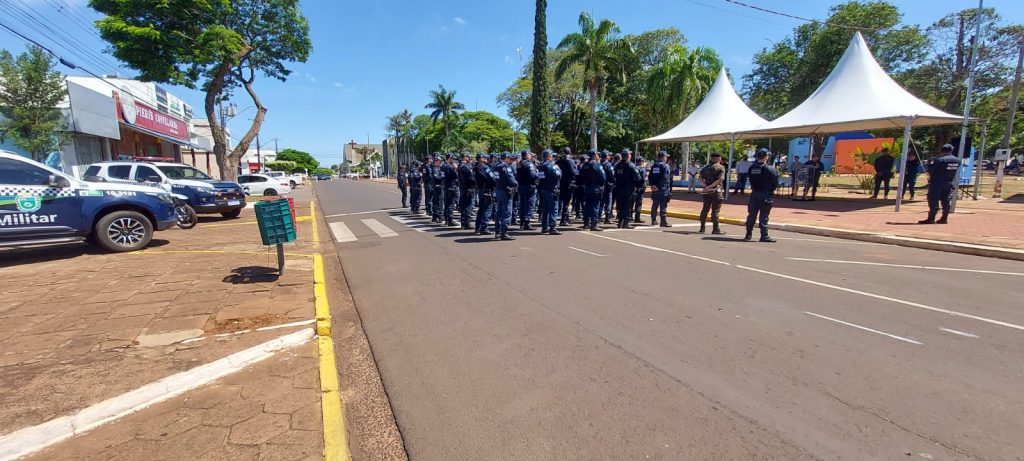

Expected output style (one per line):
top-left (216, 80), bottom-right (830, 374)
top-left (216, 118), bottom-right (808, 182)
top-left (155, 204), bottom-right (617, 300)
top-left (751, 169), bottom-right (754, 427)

top-left (820, 389), bottom-right (978, 460)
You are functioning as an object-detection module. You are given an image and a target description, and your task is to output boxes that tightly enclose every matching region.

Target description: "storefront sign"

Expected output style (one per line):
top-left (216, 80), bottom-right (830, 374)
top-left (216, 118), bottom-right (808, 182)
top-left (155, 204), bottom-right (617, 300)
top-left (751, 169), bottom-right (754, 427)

top-left (116, 91), bottom-right (188, 141)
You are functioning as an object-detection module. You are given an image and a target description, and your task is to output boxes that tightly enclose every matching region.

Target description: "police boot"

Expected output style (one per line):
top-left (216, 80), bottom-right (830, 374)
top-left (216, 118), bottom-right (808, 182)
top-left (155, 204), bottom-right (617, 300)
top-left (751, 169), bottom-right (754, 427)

top-left (500, 232), bottom-right (516, 241)
top-left (743, 230), bottom-right (753, 241)
top-left (660, 221), bottom-right (671, 228)
top-left (603, 217), bottom-right (612, 224)
top-left (548, 228), bottom-right (562, 235)
top-left (524, 220), bottom-right (534, 231)
top-left (589, 222), bottom-right (602, 232)
top-left (759, 235), bottom-right (777, 243)
top-left (712, 227), bottom-right (726, 235)
top-left (918, 211), bottom-right (937, 224)
top-left (634, 217), bottom-right (645, 224)
top-left (936, 213), bottom-right (949, 224)
top-left (698, 222), bottom-right (706, 234)
top-left (446, 219), bottom-right (455, 227)
top-left (541, 224), bottom-right (548, 233)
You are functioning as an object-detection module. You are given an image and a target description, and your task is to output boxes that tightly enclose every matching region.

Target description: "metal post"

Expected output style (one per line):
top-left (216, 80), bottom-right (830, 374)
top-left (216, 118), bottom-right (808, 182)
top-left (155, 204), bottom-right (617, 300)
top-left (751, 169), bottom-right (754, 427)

top-left (973, 121), bottom-right (987, 199)
top-left (994, 40), bottom-right (1023, 199)
top-left (894, 118), bottom-right (914, 212)
top-left (276, 243), bottom-right (285, 274)
top-left (256, 133), bottom-right (262, 173)
top-left (950, 0), bottom-right (985, 213)
top-left (724, 133), bottom-right (736, 200)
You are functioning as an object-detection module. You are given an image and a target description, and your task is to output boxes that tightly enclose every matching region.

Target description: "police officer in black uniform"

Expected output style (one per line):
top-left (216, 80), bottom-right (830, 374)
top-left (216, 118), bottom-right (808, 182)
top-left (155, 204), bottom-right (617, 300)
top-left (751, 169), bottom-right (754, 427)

top-left (516, 151), bottom-right (539, 230)
top-left (440, 154), bottom-right (459, 226)
top-left (600, 150), bottom-right (616, 224)
top-left (648, 151), bottom-right (672, 227)
top-left (537, 150), bottom-right (562, 235)
top-left (474, 154), bottom-right (496, 234)
top-left (494, 153), bottom-right (518, 240)
top-left (555, 147), bottom-right (577, 226)
top-left (407, 161), bottom-right (423, 213)
top-left (613, 152), bottom-right (640, 229)
top-left (428, 156), bottom-right (444, 223)
top-left (744, 148), bottom-right (779, 242)
top-left (632, 154), bottom-right (647, 224)
top-left (422, 153), bottom-right (437, 216)
top-left (458, 153), bottom-right (476, 229)
top-left (919, 143), bottom-right (960, 224)
top-left (578, 150), bottom-right (606, 231)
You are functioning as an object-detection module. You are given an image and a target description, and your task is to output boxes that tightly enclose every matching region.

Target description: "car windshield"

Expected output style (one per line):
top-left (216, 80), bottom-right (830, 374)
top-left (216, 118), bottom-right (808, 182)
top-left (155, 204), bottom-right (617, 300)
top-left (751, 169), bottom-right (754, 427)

top-left (157, 165), bottom-right (212, 180)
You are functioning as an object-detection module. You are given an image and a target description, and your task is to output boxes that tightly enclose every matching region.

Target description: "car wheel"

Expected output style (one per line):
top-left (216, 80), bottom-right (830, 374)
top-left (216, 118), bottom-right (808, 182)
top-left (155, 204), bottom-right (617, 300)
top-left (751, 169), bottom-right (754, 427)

top-left (221, 209), bottom-right (242, 219)
top-left (94, 210), bottom-right (153, 252)
top-left (264, 189), bottom-right (278, 197)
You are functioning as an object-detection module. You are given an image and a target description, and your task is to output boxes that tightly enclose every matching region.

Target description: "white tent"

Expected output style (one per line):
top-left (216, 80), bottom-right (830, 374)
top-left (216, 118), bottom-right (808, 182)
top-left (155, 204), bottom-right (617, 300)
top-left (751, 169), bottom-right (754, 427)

top-left (740, 32), bottom-right (963, 210)
top-left (642, 68), bottom-right (768, 197)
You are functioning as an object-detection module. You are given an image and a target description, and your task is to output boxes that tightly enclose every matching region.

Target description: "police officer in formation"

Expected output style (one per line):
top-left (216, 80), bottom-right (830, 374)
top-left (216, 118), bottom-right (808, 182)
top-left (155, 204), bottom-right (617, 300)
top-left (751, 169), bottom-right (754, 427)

top-left (407, 160), bottom-right (423, 213)
top-left (744, 148), bottom-right (779, 243)
top-left (599, 150), bottom-right (616, 224)
top-left (537, 150), bottom-right (563, 235)
top-left (457, 153), bottom-right (476, 230)
top-left (428, 156), bottom-right (444, 223)
top-left (647, 151), bottom-right (672, 227)
top-left (613, 151), bottom-right (641, 229)
top-left (516, 151), bottom-right (539, 230)
top-left (440, 154), bottom-right (459, 226)
top-left (422, 154), bottom-right (435, 216)
top-left (493, 153), bottom-right (519, 240)
top-left (632, 155), bottom-right (648, 224)
top-left (919, 143), bottom-right (959, 224)
top-left (578, 150), bottom-right (606, 231)
top-left (397, 165), bottom-right (409, 208)
top-left (474, 154), bottom-right (496, 234)
top-left (555, 147), bottom-right (577, 227)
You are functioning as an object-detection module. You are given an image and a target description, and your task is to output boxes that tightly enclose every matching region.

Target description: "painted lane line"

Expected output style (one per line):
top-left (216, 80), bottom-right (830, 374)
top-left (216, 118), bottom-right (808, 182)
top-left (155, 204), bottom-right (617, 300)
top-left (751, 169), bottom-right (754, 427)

top-left (804, 311), bottom-right (922, 345)
top-left (322, 207), bottom-right (404, 218)
top-left (0, 329), bottom-right (314, 461)
top-left (581, 231), bottom-right (731, 266)
top-left (786, 257), bottom-right (1024, 277)
top-left (568, 246), bottom-right (607, 257)
top-left (329, 222), bottom-right (357, 243)
top-left (389, 215), bottom-right (426, 232)
top-left (737, 264), bottom-right (1024, 332)
top-left (774, 237), bottom-right (882, 246)
top-left (361, 218), bottom-right (398, 238)
top-left (939, 327), bottom-right (980, 338)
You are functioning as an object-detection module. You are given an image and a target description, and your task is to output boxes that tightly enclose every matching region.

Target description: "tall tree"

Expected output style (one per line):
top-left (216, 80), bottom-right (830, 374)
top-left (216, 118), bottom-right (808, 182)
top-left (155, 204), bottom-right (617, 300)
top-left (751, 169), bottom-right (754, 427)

top-left (385, 109), bottom-right (412, 164)
top-left (424, 84), bottom-right (465, 142)
top-left (0, 47), bottom-right (67, 161)
top-left (529, 0), bottom-right (549, 153)
top-left (556, 12), bottom-right (631, 150)
top-left (645, 45), bottom-right (722, 133)
top-left (90, 0), bottom-right (312, 181)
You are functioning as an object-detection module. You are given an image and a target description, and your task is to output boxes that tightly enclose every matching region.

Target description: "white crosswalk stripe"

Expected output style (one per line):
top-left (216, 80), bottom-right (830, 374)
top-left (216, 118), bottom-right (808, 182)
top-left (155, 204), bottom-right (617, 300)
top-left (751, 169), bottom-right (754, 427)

top-left (329, 222), bottom-right (357, 243)
top-left (390, 214), bottom-right (427, 232)
top-left (361, 218), bottom-right (398, 238)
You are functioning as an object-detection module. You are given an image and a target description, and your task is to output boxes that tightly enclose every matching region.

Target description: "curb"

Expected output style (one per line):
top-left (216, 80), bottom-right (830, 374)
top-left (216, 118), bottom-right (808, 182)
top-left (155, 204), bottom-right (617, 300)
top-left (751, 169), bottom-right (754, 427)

top-left (0, 328), bottom-right (314, 461)
top-left (644, 209), bottom-right (1024, 262)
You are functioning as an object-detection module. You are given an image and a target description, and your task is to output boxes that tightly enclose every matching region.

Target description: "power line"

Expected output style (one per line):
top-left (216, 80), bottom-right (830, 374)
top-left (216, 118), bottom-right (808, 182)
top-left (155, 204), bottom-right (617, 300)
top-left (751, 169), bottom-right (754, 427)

top-left (720, 0), bottom-right (874, 31)
top-left (0, 0), bottom-right (121, 77)
top-left (7, 0), bottom-right (122, 75)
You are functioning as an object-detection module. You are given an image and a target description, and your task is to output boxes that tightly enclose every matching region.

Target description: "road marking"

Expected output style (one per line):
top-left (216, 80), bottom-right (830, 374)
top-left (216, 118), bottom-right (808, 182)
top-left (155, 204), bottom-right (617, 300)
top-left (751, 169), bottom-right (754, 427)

top-left (323, 207), bottom-right (403, 218)
top-left (361, 218), bottom-right (398, 238)
top-left (581, 232), bottom-right (731, 265)
top-left (389, 215), bottom-right (426, 232)
top-left (738, 264), bottom-right (1024, 332)
top-left (804, 311), bottom-right (922, 345)
top-left (0, 329), bottom-right (314, 461)
top-left (311, 253), bottom-right (351, 461)
top-left (568, 246), bottom-right (607, 257)
top-left (786, 258), bottom-right (1024, 277)
top-left (329, 222), bottom-right (357, 243)
top-left (939, 327), bottom-right (980, 338)
top-left (774, 237), bottom-right (882, 246)
top-left (311, 201), bottom-right (320, 245)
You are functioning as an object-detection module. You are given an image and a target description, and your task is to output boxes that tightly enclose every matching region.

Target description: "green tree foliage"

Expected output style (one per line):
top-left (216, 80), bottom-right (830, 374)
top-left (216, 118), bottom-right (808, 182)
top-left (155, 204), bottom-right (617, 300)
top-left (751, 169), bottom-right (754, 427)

top-left (424, 84), bottom-right (466, 139)
top-left (497, 49), bottom-right (583, 151)
top-left (276, 148), bottom-right (319, 172)
top-left (644, 45), bottom-right (721, 135)
top-left (743, 1), bottom-right (928, 120)
top-left (0, 47), bottom-right (67, 161)
top-left (90, 0), bottom-right (312, 180)
top-left (410, 111), bottom-right (525, 156)
top-left (529, 0), bottom-right (550, 153)
top-left (556, 12), bottom-right (632, 150)
top-left (264, 160), bottom-right (297, 172)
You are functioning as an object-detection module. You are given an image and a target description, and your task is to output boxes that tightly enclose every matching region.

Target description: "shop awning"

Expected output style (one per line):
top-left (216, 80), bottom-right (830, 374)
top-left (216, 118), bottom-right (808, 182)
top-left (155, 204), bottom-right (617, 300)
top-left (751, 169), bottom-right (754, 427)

top-left (121, 123), bottom-right (205, 150)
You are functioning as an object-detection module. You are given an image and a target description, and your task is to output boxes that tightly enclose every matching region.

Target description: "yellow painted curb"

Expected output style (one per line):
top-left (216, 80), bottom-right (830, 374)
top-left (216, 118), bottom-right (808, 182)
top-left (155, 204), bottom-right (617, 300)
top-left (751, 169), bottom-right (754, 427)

top-left (311, 200), bottom-right (321, 245)
top-left (641, 208), bottom-right (745, 226)
top-left (312, 253), bottom-right (350, 461)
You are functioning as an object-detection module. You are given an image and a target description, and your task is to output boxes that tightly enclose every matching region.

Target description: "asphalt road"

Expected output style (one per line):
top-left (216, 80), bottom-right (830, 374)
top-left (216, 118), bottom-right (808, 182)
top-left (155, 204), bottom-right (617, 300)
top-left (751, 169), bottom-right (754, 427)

top-left (316, 178), bottom-right (1024, 461)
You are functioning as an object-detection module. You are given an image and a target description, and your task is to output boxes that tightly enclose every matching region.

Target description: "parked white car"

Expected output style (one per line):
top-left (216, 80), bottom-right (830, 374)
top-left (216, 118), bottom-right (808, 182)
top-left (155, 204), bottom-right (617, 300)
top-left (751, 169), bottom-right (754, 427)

top-left (264, 171), bottom-right (304, 188)
top-left (237, 174), bottom-right (292, 196)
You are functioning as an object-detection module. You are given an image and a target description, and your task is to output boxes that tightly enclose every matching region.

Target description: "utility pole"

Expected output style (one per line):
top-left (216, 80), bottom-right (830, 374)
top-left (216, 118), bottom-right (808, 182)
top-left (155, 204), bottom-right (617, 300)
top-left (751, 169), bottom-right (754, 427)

top-left (973, 120), bottom-right (987, 199)
top-left (994, 39), bottom-right (1023, 199)
top-left (256, 133), bottom-right (262, 173)
top-left (950, 0), bottom-right (984, 213)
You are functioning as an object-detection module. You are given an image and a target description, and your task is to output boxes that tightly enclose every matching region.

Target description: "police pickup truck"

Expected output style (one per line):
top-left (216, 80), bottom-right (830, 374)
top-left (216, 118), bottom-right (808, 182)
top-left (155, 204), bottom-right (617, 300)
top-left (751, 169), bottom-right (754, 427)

top-left (0, 151), bottom-right (176, 252)
top-left (83, 160), bottom-right (246, 218)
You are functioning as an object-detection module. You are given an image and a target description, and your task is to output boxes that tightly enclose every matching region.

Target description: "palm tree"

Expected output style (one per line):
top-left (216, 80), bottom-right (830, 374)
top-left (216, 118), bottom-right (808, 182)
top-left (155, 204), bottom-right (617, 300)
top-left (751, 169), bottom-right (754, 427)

top-left (425, 85), bottom-right (466, 140)
top-left (646, 45), bottom-right (722, 131)
top-left (556, 12), bottom-right (630, 151)
top-left (385, 109), bottom-right (413, 165)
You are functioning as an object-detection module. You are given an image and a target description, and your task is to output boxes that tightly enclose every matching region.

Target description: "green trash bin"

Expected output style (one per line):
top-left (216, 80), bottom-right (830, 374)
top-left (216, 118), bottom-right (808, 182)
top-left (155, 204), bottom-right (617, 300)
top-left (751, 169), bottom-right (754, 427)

top-left (255, 199), bottom-right (298, 245)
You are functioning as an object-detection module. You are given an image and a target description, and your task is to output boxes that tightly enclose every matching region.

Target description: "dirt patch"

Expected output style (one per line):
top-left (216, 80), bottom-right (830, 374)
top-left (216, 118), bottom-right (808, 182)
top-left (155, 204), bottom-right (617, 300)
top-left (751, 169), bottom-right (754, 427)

top-left (206, 314), bottom-right (288, 334)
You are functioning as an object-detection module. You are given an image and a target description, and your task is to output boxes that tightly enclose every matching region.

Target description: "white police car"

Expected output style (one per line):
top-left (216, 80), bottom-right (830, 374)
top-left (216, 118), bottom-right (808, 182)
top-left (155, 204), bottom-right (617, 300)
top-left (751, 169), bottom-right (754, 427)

top-left (83, 160), bottom-right (246, 218)
top-left (0, 151), bottom-right (177, 252)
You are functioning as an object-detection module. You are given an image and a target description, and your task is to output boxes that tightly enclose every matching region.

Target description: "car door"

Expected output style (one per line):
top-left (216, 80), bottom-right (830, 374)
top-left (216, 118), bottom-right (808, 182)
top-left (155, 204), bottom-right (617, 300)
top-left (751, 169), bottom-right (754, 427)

top-left (0, 157), bottom-right (84, 241)
top-left (133, 165), bottom-right (164, 185)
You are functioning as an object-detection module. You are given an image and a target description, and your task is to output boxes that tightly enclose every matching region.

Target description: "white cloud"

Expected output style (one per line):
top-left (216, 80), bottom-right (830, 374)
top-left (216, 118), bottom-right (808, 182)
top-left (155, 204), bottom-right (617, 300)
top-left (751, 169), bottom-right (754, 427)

top-left (453, 16), bottom-right (466, 25)
top-left (333, 82), bottom-right (344, 88)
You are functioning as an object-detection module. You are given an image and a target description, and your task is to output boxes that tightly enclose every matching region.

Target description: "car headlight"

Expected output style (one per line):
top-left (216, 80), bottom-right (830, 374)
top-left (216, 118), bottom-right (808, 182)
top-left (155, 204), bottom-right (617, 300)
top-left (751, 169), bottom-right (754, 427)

top-left (147, 192), bottom-right (175, 204)
top-left (196, 187), bottom-right (217, 195)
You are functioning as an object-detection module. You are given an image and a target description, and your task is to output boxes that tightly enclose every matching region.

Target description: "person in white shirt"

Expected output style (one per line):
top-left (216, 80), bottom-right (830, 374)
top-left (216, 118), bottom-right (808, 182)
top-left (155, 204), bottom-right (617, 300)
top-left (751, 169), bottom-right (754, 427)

top-left (733, 157), bottom-right (753, 195)
top-left (686, 159), bottom-right (700, 192)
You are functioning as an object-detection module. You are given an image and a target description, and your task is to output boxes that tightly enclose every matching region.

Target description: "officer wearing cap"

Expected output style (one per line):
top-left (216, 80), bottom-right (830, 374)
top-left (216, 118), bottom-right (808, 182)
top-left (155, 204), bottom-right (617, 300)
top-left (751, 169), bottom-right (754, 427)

top-left (744, 148), bottom-right (779, 242)
top-left (613, 151), bottom-right (639, 229)
top-left (407, 161), bottom-right (424, 213)
top-left (494, 152), bottom-right (518, 240)
top-left (578, 150), bottom-right (606, 231)
top-left (648, 151), bottom-right (672, 227)
top-left (919, 144), bottom-right (960, 224)
top-left (397, 164), bottom-right (409, 208)
top-left (537, 150), bottom-right (562, 235)
top-left (475, 153), bottom-right (496, 234)
top-left (632, 154), bottom-right (647, 224)
top-left (599, 150), bottom-right (616, 224)
top-left (572, 154), bottom-right (585, 220)
top-left (428, 156), bottom-right (445, 223)
top-left (423, 153), bottom-right (438, 216)
top-left (440, 154), bottom-right (459, 226)
top-left (556, 147), bottom-right (577, 226)
top-left (458, 153), bottom-right (476, 230)
top-left (516, 151), bottom-right (539, 231)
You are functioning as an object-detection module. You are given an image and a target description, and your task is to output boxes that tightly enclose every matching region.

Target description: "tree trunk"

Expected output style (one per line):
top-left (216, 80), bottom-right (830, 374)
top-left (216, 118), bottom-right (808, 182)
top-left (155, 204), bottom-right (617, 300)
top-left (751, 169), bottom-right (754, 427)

top-left (588, 81), bottom-right (598, 151)
top-left (529, 0), bottom-right (549, 153)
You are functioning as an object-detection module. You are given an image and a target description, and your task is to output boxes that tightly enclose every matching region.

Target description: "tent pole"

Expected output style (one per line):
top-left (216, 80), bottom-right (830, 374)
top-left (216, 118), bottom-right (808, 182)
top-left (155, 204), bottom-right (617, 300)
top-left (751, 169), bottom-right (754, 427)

top-left (725, 134), bottom-right (735, 201)
top-left (894, 118), bottom-right (913, 212)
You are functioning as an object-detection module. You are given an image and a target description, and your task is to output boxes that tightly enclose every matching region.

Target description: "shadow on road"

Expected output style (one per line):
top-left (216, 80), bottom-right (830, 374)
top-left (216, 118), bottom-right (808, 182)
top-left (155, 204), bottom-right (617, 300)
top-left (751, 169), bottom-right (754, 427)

top-left (223, 266), bottom-right (280, 284)
top-left (0, 239), bottom-right (170, 267)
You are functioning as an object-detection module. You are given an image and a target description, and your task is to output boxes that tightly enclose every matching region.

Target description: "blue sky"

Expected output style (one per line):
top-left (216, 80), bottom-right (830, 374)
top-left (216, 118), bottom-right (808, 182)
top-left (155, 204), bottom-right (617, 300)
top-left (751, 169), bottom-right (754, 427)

top-left (1, 0), bottom-right (1021, 166)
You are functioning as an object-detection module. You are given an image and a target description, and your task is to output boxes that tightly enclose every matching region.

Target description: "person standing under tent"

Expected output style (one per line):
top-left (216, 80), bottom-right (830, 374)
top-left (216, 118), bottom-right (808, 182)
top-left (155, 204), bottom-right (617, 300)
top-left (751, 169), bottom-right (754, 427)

top-left (801, 153), bottom-right (825, 201)
top-left (698, 153), bottom-right (726, 235)
top-left (871, 147), bottom-right (895, 199)
top-left (901, 151), bottom-right (922, 201)
top-left (733, 156), bottom-right (752, 195)
top-left (686, 159), bottom-right (700, 193)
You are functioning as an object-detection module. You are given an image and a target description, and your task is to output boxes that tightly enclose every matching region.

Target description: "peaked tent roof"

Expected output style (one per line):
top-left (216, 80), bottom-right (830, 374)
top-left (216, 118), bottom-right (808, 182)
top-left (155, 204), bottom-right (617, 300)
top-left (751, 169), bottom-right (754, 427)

top-left (642, 67), bottom-right (768, 143)
top-left (741, 32), bottom-right (962, 137)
